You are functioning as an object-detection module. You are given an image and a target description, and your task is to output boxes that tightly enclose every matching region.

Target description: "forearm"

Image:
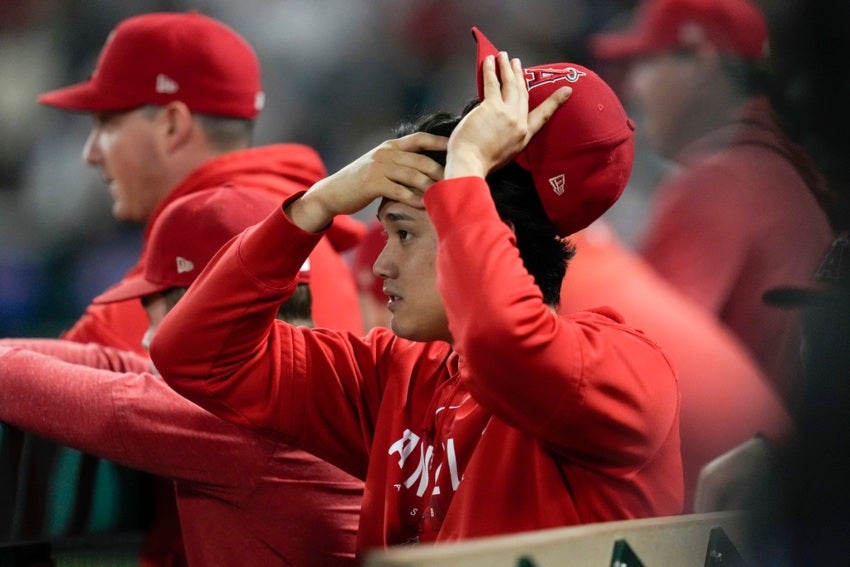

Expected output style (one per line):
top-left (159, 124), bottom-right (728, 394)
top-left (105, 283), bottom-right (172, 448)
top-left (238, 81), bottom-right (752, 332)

top-left (0, 338), bottom-right (152, 373)
top-left (0, 347), bottom-right (125, 457)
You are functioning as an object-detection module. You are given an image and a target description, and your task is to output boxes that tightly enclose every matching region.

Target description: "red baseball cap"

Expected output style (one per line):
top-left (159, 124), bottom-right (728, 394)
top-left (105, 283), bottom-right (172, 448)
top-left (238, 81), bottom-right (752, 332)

top-left (38, 11), bottom-right (264, 119)
top-left (591, 0), bottom-right (769, 62)
top-left (472, 27), bottom-right (635, 237)
top-left (94, 188), bottom-right (308, 304)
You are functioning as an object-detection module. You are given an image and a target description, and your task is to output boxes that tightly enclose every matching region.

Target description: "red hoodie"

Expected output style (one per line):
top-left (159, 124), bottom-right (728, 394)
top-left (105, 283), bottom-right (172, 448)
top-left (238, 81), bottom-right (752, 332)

top-left (62, 144), bottom-right (366, 355)
top-left (152, 177), bottom-right (684, 558)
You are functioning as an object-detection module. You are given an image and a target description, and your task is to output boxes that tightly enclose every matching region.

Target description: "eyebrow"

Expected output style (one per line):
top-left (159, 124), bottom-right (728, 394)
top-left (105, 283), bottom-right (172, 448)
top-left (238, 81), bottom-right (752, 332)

top-left (378, 210), bottom-right (416, 223)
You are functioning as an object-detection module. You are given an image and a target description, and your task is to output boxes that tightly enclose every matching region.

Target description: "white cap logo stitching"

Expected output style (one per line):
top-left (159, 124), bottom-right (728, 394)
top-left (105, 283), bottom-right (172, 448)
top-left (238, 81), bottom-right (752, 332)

top-left (549, 174), bottom-right (566, 196)
top-left (156, 74), bottom-right (179, 94)
top-left (254, 91), bottom-right (266, 111)
top-left (526, 67), bottom-right (587, 91)
top-left (176, 256), bottom-right (194, 274)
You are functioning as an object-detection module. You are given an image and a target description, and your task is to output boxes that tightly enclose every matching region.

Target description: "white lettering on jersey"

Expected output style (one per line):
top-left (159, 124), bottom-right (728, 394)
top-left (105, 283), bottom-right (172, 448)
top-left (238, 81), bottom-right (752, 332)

top-left (388, 429), bottom-right (420, 468)
top-left (405, 443), bottom-right (434, 497)
top-left (388, 431), bottom-right (462, 498)
top-left (446, 438), bottom-right (460, 491)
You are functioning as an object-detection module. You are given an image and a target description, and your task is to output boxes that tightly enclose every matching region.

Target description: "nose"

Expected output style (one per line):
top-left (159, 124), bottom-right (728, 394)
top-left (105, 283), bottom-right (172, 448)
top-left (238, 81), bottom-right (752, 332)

top-left (82, 126), bottom-right (102, 166)
top-left (372, 243), bottom-right (395, 282)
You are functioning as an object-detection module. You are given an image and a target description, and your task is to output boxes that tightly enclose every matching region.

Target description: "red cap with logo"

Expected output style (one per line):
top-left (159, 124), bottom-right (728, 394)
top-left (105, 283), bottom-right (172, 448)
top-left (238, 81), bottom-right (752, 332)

top-left (38, 11), bottom-right (264, 119)
top-left (591, 0), bottom-right (769, 62)
top-left (472, 27), bottom-right (635, 237)
top-left (94, 188), bottom-right (309, 304)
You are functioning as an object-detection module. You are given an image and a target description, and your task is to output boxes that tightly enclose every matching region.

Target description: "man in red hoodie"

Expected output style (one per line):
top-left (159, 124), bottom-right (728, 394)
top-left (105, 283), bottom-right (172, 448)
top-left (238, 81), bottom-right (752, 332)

top-left (22, 11), bottom-right (365, 564)
top-left (152, 29), bottom-right (684, 559)
top-left (38, 11), bottom-right (365, 351)
top-left (591, 0), bottom-right (834, 406)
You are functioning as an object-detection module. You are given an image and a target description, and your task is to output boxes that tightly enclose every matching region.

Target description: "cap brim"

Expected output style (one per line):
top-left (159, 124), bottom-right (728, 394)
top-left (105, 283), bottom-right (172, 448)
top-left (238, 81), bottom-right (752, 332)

top-left (762, 286), bottom-right (823, 309)
top-left (38, 81), bottom-right (138, 113)
top-left (590, 33), bottom-right (653, 61)
top-left (93, 275), bottom-right (169, 305)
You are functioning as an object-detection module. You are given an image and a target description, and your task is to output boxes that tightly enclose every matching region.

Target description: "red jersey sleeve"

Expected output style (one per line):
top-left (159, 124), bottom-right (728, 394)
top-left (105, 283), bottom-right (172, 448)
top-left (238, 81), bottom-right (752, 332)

top-left (424, 177), bottom-right (681, 470)
top-left (0, 346), bottom-right (276, 495)
top-left (0, 338), bottom-right (152, 373)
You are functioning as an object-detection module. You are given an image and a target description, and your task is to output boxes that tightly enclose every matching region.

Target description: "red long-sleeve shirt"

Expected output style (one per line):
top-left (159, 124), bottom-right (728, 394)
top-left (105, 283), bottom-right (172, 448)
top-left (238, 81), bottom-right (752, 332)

top-left (153, 177), bottom-right (683, 557)
top-left (0, 340), bottom-right (362, 566)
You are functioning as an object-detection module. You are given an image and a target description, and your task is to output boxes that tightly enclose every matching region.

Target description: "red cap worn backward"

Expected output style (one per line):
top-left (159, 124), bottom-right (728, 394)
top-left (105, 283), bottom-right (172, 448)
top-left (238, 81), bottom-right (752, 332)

top-left (591, 0), bottom-right (769, 62)
top-left (472, 27), bottom-right (635, 237)
top-left (94, 188), bottom-right (307, 304)
top-left (38, 11), bottom-right (264, 118)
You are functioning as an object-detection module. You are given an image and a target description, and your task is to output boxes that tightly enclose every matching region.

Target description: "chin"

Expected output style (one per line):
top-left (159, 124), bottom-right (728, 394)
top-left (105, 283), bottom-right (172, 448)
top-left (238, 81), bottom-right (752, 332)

top-left (390, 320), bottom-right (449, 344)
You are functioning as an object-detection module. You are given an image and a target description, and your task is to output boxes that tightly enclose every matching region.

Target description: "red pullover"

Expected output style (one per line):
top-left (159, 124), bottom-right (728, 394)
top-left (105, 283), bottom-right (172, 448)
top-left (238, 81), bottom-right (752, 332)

top-left (153, 177), bottom-right (684, 557)
top-left (62, 144), bottom-right (366, 355)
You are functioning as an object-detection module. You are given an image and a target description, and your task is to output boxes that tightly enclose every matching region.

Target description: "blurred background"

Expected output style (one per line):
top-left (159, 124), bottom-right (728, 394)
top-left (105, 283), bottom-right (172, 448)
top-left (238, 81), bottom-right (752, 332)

top-left (0, 0), bottom-right (846, 338)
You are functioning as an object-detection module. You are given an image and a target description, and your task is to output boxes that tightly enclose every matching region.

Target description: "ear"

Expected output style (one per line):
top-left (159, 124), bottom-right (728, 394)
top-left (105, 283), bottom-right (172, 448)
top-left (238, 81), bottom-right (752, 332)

top-left (160, 101), bottom-right (195, 152)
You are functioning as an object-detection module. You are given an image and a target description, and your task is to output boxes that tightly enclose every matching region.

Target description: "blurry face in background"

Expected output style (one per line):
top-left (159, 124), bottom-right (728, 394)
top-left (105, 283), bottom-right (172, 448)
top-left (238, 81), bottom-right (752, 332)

top-left (83, 107), bottom-right (171, 222)
top-left (373, 200), bottom-right (450, 343)
top-left (626, 51), bottom-right (701, 157)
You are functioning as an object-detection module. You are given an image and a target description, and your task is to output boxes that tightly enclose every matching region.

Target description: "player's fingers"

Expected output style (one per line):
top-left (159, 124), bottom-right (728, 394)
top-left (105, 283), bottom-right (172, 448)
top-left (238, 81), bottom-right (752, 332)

top-left (481, 54), bottom-right (501, 101)
top-left (501, 56), bottom-right (525, 104)
top-left (393, 131), bottom-right (448, 154)
top-left (527, 87), bottom-right (571, 138)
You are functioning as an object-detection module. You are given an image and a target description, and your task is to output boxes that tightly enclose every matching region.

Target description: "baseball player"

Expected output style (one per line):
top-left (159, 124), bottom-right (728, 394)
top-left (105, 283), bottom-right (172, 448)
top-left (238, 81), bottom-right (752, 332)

top-left (0, 187), bottom-right (363, 566)
top-left (152, 29), bottom-right (684, 557)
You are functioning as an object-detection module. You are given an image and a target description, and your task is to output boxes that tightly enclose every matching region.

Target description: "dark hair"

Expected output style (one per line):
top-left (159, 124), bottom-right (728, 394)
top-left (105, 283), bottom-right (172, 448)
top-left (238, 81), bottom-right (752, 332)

top-left (166, 284), bottom-right (313, 326)
top-left (393, 107), bottom-right (574, 306)
top-left (275, 284), bottom-right (315, 327)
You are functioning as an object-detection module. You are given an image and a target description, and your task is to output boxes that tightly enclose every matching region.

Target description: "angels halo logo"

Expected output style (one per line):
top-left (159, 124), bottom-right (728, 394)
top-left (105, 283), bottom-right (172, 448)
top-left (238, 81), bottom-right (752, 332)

top-left (525, 67), bottom-right (586, 91)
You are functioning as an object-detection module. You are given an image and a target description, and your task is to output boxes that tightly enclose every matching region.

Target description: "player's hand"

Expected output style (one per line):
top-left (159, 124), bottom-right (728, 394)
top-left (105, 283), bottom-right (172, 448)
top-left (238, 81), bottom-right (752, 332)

top-left (444, 52), bottom-right (571, 180)
top-left (287, 132), bottom-right (447, 233)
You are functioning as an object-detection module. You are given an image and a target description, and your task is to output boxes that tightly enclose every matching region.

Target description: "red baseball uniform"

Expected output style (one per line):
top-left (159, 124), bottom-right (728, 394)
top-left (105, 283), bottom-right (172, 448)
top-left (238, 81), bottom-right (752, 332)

top-left (0, 340), bottom-right (362, 566)
top-left (153, 176), bottom-right (684, 557)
